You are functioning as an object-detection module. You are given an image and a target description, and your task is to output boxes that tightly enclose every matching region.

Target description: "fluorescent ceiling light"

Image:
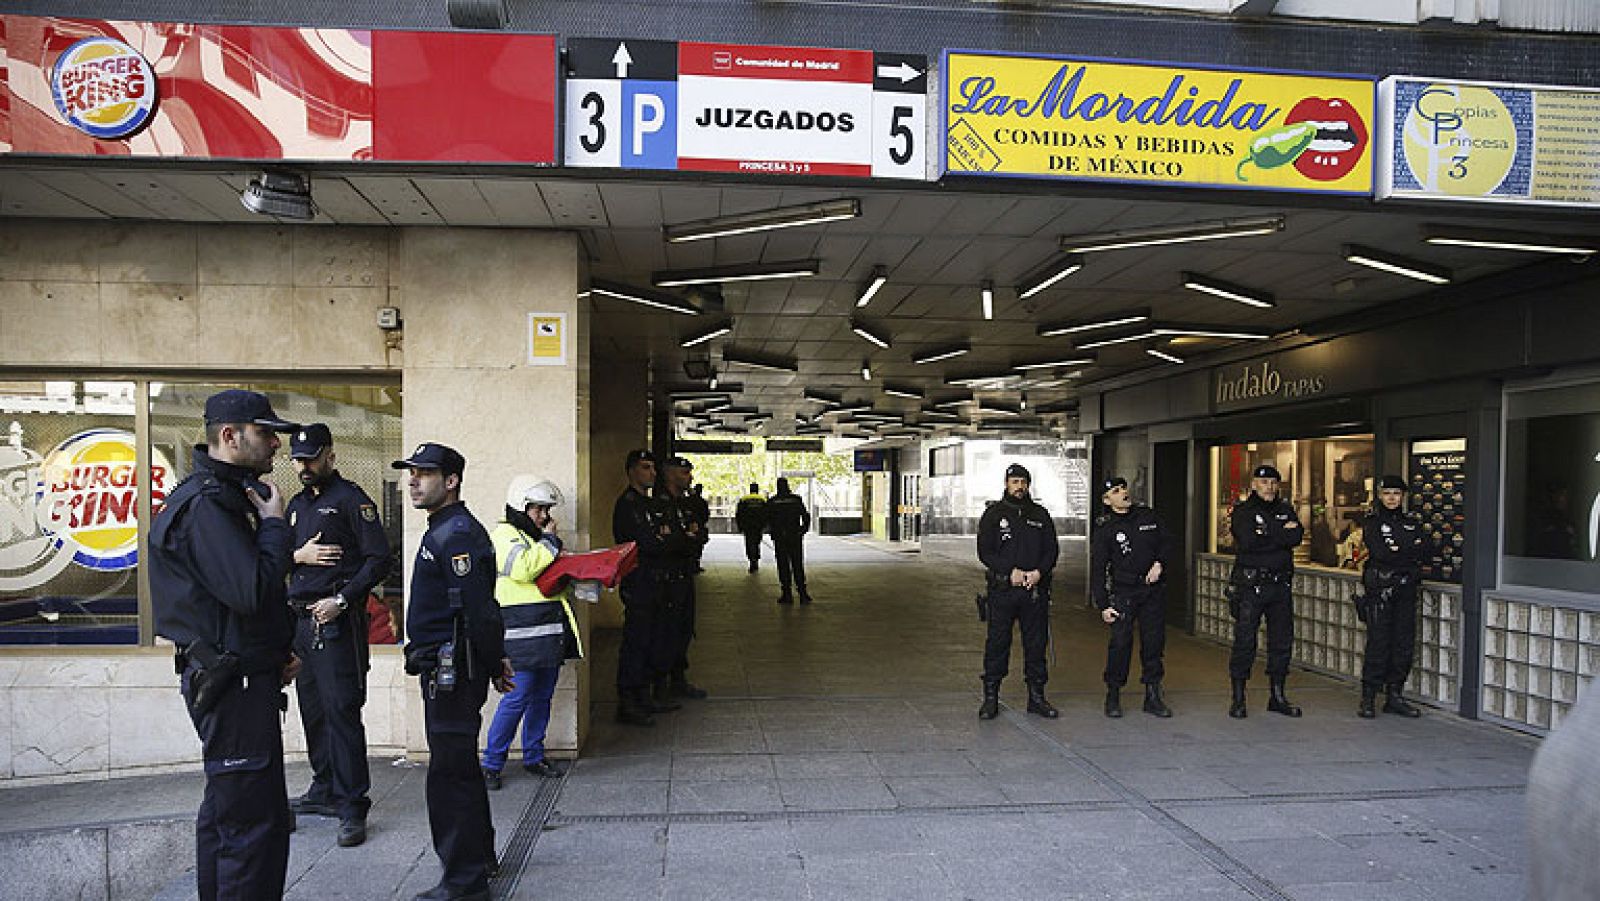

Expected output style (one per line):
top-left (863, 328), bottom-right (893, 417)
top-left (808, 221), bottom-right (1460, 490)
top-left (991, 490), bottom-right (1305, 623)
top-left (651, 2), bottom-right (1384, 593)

top-left (978, 402), bottom-right (1020, 417)
top-left (981, 281), bottom-right (994, 321)
top-left (664, 199), bottom-right (860, 243)
top-left (681, 321), bottom-right (733, 347)
top-left (857, 265), bottom-right (889, 308)
top-left (590, 279), bottom-right (700, 315)
top-left (722, 348), bottom-right (799, 373)
top-left (850, 319), bottom-right (892, 349)
top-left (830, 402), bottom-right (873, 414)
top-left (918, 410), bottom-right (962, 421)
top-left (1147, 348), bottom-right (1185, 364)
top-left (669, 390), bottom-right (730, 402)
top-left (1152, 326), bottom-right (1269, 340)
top-left (1060, 215), bottom-right (1284, 253)
top-left (883, 384), bottom-right (923, 400)
top-left (653, 259), bottom-right (820, 288)
top-left (1012, 355), bottom-right (1094, 371)
top-left (1181, 272), bottom-right (1275, 308)
top-left (928, 392), bottom-right (973, 409)
top-left (803, 388), bottom-right (841, 405)
top-left (1421, 225), bottom-right (1598, 257)
top-left (1343, 244), bottom-right (1451, 284)
top-left (914, 344), bottom-right (971, 365)
top-left (1016, 254), bottom-right (1085, 300)
top-left (1036, 309), bottom-right (1152, 337)
top-left (945, 370), bottom-right (1015, 387)
top-left (704, 401), bottom-right (733, 413)
top-left (1075, 329), bottom-right (1159, 350)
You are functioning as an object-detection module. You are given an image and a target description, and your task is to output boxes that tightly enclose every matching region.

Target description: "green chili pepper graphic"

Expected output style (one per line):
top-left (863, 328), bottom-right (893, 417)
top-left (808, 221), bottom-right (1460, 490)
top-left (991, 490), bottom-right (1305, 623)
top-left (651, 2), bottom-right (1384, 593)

top-left (1235, 121), bottom-right (1317, 181)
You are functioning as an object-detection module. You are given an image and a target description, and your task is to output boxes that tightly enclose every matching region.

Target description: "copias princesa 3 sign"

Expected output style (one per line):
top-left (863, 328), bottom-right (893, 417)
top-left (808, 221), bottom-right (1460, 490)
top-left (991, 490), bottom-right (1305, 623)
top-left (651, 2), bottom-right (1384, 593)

top-left (943, 51), bottom-right (1375, 195)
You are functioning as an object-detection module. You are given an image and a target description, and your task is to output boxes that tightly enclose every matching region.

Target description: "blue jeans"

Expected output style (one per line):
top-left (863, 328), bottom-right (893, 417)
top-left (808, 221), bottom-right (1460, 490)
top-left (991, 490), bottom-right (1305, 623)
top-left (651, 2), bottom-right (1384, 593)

top-left (481, 666), bottom-right (560, 773)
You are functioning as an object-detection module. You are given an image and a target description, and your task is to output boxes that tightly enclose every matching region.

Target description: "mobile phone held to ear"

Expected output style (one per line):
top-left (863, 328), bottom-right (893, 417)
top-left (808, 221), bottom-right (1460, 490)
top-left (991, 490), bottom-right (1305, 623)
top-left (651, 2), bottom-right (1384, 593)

top-left (244, 477), bottom-right (272, 501)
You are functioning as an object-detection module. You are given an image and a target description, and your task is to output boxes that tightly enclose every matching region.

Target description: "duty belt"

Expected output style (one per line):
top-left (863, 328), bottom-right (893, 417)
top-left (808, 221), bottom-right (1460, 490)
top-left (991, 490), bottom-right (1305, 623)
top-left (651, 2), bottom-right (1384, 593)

top-left (1239, 566), bottom-right (1292, 585)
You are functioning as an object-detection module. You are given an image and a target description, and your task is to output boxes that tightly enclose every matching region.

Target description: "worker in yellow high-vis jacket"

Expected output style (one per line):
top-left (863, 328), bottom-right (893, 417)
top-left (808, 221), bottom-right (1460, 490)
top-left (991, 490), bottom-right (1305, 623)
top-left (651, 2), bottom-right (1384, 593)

top-left (480, 475), bottom-right (582, 789)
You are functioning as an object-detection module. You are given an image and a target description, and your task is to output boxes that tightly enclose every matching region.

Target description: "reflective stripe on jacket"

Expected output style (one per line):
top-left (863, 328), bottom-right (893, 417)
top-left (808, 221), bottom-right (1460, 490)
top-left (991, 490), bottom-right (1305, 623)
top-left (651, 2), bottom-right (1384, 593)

top-left (491, 521), bottom-right (583, 669)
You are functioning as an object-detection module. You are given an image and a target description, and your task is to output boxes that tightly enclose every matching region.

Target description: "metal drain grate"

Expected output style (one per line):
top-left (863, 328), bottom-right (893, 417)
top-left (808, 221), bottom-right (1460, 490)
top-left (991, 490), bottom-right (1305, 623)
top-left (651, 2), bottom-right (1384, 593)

top-left (547, 797), bottom-right (1129, 827)
top-left (489, 772), bottom-right (565, 900)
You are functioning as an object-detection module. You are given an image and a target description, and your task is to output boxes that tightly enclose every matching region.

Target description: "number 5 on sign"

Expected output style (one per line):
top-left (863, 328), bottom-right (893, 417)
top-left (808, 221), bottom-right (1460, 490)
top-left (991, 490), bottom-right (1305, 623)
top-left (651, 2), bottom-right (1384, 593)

top-left (871, 52), bottom-right (929, 179)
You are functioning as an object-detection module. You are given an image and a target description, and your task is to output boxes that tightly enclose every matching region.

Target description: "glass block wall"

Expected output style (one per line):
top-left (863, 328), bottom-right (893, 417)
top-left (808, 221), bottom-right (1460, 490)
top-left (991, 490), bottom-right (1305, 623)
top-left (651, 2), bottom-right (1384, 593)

top-left (1481, 594), bottom-right (1600, 732)
top-left (1196, 554), bottom-right (1461, 708)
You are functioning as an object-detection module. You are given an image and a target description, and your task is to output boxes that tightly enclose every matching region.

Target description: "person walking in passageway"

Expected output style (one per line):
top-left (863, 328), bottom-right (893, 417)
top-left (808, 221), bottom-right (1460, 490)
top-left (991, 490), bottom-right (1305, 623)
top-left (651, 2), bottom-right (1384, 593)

top-left (975, 463), bottom-right (1059, 720)
top-left (1226, 464), bottom-right (1304, 719)
top-left (1355, 474), bottom-right (1426, 719)
top-left (735, 482), bottom-right (769, 573)
top-left (1091, 475), bottom-right (1175, 719)
top-left (481, 475), bottom-right (582, 790)
top-left (767, 477), bottom-right (813, 604)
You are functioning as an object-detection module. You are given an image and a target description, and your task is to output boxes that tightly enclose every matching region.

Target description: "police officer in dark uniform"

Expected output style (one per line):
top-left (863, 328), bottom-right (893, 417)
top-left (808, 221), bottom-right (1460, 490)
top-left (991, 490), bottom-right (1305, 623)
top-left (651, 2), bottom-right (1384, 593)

top-left (149, 389), bottom-right (300, 901)
top-left (1357, 474), bottom-right (1426, 719)
top-left (395, 443), bottom-right (512, 901)
top-left (1091, 476), bottom-right (1175, 719)
top-left (654, 457), bottom-right (709, 704)
top-left (976, 463), bottom-right (1060, 720)
top-left (1227, 463), bottom-right (1305, 719)
top-left (767, 477), bottom-right (813, 604)
top-left (687, 482), bottom-right (711, 572)
top-left (285, 423), bottom-right (391, 847)
top-left (611, 449), bottom-right (662, 726)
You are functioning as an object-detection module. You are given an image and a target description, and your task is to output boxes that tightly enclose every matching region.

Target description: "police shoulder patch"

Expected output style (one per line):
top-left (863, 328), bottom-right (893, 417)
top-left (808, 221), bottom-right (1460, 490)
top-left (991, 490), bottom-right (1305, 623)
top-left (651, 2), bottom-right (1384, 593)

top-left (360, 504), bottom-right (377, 522)
top-left (452, 554), bottom-right (472, 576)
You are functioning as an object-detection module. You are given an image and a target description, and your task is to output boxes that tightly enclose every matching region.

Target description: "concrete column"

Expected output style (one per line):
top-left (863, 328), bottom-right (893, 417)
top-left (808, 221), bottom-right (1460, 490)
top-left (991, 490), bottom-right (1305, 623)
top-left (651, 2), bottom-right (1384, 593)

top-left (395, 227), bottom-right (583, 756)
top-left (586, 352), bottom-right (649, 632)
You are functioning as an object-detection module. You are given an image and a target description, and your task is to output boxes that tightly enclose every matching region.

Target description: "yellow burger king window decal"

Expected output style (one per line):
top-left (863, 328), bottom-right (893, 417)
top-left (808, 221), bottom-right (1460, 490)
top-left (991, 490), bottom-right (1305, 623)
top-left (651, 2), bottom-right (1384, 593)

top-left (942, 51), bottom-right (1374, 195)
top-left (36, 429), bottom-right (172, 571)
top-left (50, 37), bottom-right (160, 140)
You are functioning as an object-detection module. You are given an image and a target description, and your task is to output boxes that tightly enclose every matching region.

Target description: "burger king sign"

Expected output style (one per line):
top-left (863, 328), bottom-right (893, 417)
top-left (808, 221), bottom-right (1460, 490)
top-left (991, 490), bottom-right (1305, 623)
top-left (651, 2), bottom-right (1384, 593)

top-left (49, 36), bottom-right (159, 140)
top-left (36, 429), bottom-right (172, 572)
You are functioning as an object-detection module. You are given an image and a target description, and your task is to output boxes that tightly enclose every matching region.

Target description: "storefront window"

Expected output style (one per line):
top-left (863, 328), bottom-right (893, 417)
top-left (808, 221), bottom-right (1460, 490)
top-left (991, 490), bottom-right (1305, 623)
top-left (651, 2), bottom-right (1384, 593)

top-left (151, 382), bottom-right (406, 642)
top-left (1502, 379), bottom-right (1600, 594)
top-left (1, 381), bottom-right (144, 645)
top-left (1210, 434), bottom-right (1375, 570)
top-left (0, 379), bottom-right (403, 647)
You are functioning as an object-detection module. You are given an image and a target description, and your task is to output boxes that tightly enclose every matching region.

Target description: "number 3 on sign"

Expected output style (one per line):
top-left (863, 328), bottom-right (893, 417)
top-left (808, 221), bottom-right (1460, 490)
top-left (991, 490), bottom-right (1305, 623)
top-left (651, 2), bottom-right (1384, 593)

top-left (566, 80), bottom-right (622, 167)
top-left (873, 101), bottom-right (925, 178)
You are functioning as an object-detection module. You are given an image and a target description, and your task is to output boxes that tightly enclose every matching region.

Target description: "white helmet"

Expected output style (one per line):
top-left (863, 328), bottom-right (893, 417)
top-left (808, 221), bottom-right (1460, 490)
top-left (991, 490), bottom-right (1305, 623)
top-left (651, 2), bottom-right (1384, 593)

top-left (506, 475), bottom-right (562, 510)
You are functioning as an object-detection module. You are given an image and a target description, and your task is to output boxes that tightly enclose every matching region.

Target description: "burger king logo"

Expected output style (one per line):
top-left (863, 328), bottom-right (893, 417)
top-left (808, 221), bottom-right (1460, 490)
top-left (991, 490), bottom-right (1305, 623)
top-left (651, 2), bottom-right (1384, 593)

top-left (36, 429), bottom-right (172, 571)
top-left (50, 37), bottom-right (159, 140)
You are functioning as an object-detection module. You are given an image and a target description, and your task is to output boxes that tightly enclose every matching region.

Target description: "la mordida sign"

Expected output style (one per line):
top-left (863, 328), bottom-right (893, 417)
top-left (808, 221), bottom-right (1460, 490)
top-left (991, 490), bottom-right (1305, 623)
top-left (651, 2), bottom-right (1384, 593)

top-left (943, 51), bottom-right (1375, 195)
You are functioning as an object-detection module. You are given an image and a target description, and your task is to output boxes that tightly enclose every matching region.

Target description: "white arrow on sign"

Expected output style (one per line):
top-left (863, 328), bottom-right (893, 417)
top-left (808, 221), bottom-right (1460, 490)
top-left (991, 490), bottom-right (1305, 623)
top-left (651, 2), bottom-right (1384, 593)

top-left (612, 42), bottom-right (634, 78)
top-left (876, 62), bottom-right (922, 83)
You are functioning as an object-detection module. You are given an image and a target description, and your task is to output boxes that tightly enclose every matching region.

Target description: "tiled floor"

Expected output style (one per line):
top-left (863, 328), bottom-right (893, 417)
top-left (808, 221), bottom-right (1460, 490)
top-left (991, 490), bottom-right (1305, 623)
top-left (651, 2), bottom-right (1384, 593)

top-left (514, 535), bottom-right (1537, 900)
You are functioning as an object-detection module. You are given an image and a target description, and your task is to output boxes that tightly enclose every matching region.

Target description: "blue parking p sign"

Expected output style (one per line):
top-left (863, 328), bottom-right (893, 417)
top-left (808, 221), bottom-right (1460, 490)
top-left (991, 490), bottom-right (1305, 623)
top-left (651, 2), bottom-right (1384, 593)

top-left (565, 39), bottom-right (678, 170)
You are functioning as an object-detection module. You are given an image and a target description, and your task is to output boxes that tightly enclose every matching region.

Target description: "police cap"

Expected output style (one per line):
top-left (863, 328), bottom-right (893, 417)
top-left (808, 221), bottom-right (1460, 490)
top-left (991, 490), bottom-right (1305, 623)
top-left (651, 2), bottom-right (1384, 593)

top-left (392, 442), bottom-right (465, 476)
top-left (1378, 474), bottom-right (1408, 491)
top-left (664, 456), bottom-right (694, 470)
top-left (203, 389), bottom-right (298, 432)
top-left (1252, 464), bottom-right (1282, 480)
top-left (624, 448), bottom-right (656, 469)
top-left (290, 423), bottom-right (333, 459)
top-left (1102, 475), bottom-right (1128, 492)
top-left (1005, 463), bottom-right (1032, 482)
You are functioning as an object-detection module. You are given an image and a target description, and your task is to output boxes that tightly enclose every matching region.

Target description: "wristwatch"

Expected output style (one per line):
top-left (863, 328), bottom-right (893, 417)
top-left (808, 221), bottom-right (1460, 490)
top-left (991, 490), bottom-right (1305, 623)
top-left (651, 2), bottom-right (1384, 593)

top-left (333, 595), bottom-right (348, 611)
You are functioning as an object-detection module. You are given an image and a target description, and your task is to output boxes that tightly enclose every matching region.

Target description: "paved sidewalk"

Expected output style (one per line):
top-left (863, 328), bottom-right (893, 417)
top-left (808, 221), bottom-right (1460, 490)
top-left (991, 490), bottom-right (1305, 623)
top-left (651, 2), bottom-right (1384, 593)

top-left (0, 535), bottom-right (1536, 900)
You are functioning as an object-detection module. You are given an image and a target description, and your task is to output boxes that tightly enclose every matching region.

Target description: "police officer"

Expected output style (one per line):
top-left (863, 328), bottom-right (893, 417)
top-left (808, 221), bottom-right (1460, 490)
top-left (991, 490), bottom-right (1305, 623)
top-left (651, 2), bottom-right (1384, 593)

top-left (285, 423), bottom-right (391, 847)
top-left (149, 389), bottom-right (300, 901)
top-left (395, 443), bottom-right (512, 901)
top-left (1091, 476), bottom-right (1175, 719)
top-left (654, 457), bottom-right (709, 703)
top-left (611, 449), bottom-right (662, 726)
top-left (767, 477), bottom-right (813, 605)
top-left (1227, 463), bottom-right (1305, 719)
top-left (734, 482), bottom-right (768, 573)
top-left (1357, 475), bottom-right (1426, 719)
top-left (687, 482), bottom-right (712, 572)
top-left (975, 463), bottom-right (1060, 720)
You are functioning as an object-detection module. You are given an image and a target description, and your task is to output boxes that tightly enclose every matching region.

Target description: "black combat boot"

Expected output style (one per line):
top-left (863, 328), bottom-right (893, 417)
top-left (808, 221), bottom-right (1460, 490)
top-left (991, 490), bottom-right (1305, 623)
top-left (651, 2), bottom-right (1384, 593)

top-left (777, 589), bottom-right (793, 605)
top-left (1358, 684), bottom-right (1377, 719)
top-left (1229, 679), bottom-right (1248, 718)
top-left (1383, 685), bottom-right (1421, 718)
top-left (1104, 684), bottom-right (1122, 718)
top-left (798, 589), bottom-right (813, 605)
top-left (670, 674), bottom-right (708, 699)
top-left (1143, 683), bottom-right (1173, 718)
top-left (615, 688), bottom-right (656, 727)
top-left (978, 681), bottom-right (1001, 720)
top-left (1025, 682), bottom-right (1059, 718)
top-left (650, 676), bottom-right (683, 712)
top-left (1267, 677), bottom-right (1302, 717)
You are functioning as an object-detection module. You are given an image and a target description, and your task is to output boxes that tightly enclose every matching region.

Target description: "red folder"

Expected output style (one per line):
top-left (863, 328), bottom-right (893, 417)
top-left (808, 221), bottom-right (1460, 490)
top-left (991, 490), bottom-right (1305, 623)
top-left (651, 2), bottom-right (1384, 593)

top-left (534, 542), bottom-right (638, 596)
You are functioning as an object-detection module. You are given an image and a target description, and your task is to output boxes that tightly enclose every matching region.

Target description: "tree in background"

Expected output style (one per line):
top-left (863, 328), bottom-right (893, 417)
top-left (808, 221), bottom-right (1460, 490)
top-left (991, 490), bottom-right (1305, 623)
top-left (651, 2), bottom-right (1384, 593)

top-left (682, 437), bottom-right (858, 517)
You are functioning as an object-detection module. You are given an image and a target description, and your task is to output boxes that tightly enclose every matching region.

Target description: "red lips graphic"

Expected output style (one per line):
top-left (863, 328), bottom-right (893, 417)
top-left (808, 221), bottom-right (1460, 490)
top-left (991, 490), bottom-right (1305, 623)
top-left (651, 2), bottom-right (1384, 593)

top-left (1284, 96), bottom-right (1368, 181)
